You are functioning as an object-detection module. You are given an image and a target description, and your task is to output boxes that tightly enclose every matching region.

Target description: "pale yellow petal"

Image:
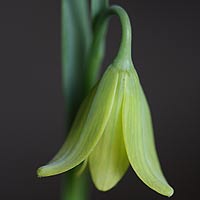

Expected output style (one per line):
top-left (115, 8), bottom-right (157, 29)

top-left (37, 67), bottom-right (118, 177)
top-left (49, 85), bottom-right (98, 164)
top-left (89, 72), bottom-right (129, 191)
top-left (122, 68), bottom-right (174, 197)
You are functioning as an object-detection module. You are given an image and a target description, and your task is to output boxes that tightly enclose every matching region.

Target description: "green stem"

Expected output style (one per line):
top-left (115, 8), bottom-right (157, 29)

top-left (61, 171), bottom-right (89, 200)
top-left (85, 5), bottom-right (132, 90)
top-left (61, 0), bottom-right (91, 200)
top-left (109, 6), bottom-right (132, 66)
top-left (84, 3), bottom-right (109, 92)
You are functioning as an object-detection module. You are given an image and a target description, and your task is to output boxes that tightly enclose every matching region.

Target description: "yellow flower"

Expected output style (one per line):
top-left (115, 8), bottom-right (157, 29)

top-left (37, 61), bottom-right (174, 197)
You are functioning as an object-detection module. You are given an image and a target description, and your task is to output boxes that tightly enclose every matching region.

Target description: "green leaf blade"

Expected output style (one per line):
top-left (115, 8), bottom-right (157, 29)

top-left (62, 0), bottom-right (92, 118)
top-left (91, 0), bottom-right (109, 23)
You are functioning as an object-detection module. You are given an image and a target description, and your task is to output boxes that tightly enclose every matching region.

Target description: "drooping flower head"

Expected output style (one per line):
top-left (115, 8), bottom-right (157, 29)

top-left (37, 5), bottom-right (174, 197)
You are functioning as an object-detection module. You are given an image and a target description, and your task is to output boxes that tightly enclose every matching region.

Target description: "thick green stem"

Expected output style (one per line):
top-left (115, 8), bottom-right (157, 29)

top-left (61, 0), bottom-right (91, 200)
top-left (84, 21), bottom-right (107, 91)
top-left (61, 171), bottom-right (89, 200)
top-left (84, 2), bottom-right (109, 92)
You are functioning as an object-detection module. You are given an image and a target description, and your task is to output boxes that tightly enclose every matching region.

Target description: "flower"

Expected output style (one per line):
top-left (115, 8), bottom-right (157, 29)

top-left (37, 61), bottom-right (174, 197)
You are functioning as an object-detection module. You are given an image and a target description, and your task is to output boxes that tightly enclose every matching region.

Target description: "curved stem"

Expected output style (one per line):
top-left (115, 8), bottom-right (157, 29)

top-left (85, 5), bottom-right (132, 90)
top-left (84, 10), bottom-right (108, 92)
top-left (108, 6), bottom-right (132, 66)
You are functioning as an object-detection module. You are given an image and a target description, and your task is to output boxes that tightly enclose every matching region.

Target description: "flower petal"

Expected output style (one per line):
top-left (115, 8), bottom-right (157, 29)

top-left (37, 67), bottom-right (119, 177)
top-left (49, 86), bottom-right (98, 164)
top-left (89, 72), bottom-right (129, 191)
top-left (122, 68), bottom-right (174, 197)
top-left (76, 159), bottom-right (88, 176)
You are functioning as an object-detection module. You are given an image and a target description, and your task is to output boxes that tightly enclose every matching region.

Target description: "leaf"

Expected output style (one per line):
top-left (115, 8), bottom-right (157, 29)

top-left (62, 0), bottom-right (92, 119)
top-left (91, 0), bottom-right (109, 23)
top-left (89, 72), bottom-right (129, 191)
top-left (122, 67), bottom-right (174, 197)
top-left (37, 67), bottom-right (119, 177)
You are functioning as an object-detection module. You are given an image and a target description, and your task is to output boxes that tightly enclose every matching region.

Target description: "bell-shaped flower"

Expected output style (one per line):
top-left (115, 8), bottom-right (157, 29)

top-left (37, 5), bottom-right (174, 197)
top-left (38, 62), bottom-right (173, 196)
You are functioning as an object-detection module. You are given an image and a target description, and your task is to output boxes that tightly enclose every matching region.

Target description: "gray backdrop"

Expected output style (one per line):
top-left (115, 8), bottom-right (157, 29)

top-left (0, 0), bottom-right (199, 199)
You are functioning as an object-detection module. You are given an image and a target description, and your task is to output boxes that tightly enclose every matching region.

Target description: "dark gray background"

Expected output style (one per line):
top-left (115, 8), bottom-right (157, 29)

top-left (0, 0), bottom-right (199, 199)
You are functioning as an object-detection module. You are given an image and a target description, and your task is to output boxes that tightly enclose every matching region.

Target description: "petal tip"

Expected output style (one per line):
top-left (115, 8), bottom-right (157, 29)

top-left (37, 165), bottom-right (52, 177)
top-left (157, 184), bottom-right (174, 197)
top-left (94, 181), bottom-right (116, 192)
top-left (37, 166), bottom-right (49, 178)
top-left (37, 167), bottom-right (44, 178)
top-left (167, 186), bottom-right (174, 197)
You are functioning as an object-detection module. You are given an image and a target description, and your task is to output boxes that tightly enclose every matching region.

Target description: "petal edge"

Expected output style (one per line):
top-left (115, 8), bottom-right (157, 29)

top-left (122, 70), bottom-right (174, 197)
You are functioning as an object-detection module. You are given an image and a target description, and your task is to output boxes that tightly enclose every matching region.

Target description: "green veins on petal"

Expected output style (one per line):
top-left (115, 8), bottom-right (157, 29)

top-left (37, 63), bottom-right (174, 197)
top-left (122, 67), bottom-right (174, 197)
top-left (89, 72), bottom-right (129, 191)
top-left (37, 66), bottom-right (118, 177)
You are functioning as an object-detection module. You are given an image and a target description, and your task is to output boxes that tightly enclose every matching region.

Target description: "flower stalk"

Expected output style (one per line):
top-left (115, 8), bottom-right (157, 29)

top-left (85, 5), bottom-right (132, 91)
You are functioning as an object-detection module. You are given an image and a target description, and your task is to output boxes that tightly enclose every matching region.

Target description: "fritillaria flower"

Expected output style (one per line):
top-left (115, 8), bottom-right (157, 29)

top-left (38, 61), bottom-right (173, 196)
top-left (37, 5), bottom-right (174, 197)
